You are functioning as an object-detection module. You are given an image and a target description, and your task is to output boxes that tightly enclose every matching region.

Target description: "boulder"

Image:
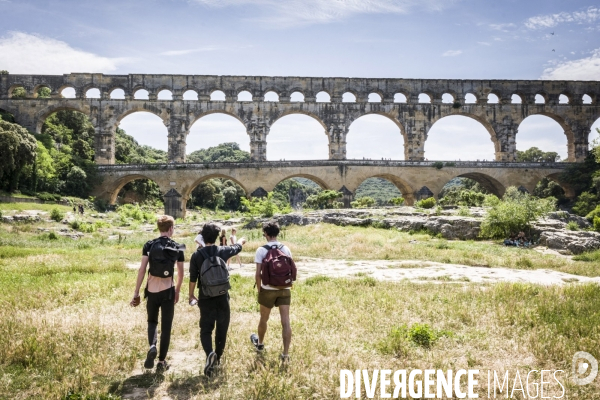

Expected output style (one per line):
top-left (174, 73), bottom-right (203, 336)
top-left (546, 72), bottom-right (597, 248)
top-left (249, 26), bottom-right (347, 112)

top-left (539, 230), bottom-right (600, 254)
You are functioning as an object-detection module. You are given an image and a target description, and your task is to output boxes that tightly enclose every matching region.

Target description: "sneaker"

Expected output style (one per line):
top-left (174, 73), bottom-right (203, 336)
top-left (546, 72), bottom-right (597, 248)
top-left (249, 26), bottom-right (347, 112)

top-left (250, 333), bottom-right (264, 352)
top-left (204, 351), bottom-right (217, 377)
top-left (144, 346), bottom-right (157, 369)
top-left (156, 360), bottom-right (170, 373)
top-left (280, 354), bottom-right (290, 365)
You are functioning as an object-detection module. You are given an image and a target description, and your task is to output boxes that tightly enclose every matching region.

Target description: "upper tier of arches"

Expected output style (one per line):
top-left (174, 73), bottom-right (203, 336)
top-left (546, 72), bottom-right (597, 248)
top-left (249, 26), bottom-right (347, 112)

top-left (3, 74), bottom-right (598, 106)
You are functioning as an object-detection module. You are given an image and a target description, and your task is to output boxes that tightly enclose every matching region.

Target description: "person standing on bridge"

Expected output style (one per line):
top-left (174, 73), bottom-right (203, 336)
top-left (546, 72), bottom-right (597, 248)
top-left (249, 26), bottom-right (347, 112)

top-left (130, 215), bottom-right (185, 373)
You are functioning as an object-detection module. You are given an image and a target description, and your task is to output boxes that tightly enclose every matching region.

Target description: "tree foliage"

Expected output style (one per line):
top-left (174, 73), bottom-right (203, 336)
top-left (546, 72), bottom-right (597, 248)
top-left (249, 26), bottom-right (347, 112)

top-left (187, 142), bottom-right (251, 163)
top-left (351, 196), bottom-right (375, 208)
top-left (304, 190), bottom-right (343, 209)
top-left (355, 178), bottom-right (402, 205)
top-left (479, 187), bottom-right (556, 239)
top-left (0, 119), bottom-right (37, 191)
top-left (115, 128), bottom-right (167, 164)
top-left (516, 147), bottom-right (560, 163)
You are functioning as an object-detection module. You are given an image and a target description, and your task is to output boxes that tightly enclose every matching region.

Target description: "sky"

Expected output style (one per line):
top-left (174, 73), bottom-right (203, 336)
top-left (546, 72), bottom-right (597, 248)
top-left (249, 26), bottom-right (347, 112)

top-left (1, 0), bottom-right (600, 161)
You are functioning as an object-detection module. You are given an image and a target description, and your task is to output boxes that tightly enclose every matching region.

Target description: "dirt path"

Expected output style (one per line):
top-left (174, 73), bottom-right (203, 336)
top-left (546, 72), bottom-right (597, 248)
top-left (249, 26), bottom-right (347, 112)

top-left (128, 257), bottom-right (600, 285)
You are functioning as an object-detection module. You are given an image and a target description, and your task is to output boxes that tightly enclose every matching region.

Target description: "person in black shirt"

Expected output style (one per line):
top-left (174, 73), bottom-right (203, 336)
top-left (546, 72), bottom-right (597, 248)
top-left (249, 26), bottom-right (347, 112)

top-left (189, 223), bottom-right (246, 377)
top-left (130, 215), bottom-right (184, 372)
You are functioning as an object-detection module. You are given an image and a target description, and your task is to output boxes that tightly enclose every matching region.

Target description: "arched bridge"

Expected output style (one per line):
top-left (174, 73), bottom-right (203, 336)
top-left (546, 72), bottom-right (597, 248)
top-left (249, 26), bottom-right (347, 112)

top-left (94, 160), bottom-right (571, 218)
top-left (1, 73), bottom-right (599, 164)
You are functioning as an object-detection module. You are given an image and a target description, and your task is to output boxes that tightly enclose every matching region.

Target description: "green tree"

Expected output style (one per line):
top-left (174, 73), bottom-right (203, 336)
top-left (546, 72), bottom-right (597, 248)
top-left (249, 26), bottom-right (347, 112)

top-left (516, 147), bottom-right (560, 163)
top-left (0, 119), bottom-right (37, 191)
top-left (64, 166), bottom-right (88, 197)
top-left (187, 142), bottom-right (251, 163)
top-left (37, 87), bottom-right (51, 98)
top-left (11, 87), bottom-right (27, 99)
top-left (304, 190), bottom-right (343, 209)
top-left (351, 196), bottom-right (375, 208)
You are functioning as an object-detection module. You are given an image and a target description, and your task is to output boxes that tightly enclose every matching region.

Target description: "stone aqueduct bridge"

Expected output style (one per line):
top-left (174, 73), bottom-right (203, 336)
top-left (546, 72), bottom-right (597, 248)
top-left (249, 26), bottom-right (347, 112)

top-left (94, 160), bottom-right (569, 218)
top-left (0, 73), bottom-right (595, 218)
top-left (1, 73), bottom-right (600, 163)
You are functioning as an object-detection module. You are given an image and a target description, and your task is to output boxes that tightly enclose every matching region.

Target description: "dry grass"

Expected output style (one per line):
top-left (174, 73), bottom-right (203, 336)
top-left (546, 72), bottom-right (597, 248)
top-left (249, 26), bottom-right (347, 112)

top-left (0, 215), bottom-right (599, 399)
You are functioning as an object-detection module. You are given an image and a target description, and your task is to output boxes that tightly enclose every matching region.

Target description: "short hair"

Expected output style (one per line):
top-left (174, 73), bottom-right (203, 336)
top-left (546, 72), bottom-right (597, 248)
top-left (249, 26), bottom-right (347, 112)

top-left (201, 223), bottom-right (222, 244)
top-left (262, 221), bottom-right (280, 238)
top-left (231, 227), bottom-right (237, 233)
top-left (157, 215), bottom-right (174, 233)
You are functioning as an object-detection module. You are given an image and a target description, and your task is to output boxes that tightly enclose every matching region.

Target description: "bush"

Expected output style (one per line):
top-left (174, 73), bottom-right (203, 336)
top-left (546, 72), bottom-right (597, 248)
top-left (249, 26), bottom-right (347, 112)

top-left (388, 197), bottom-right (405, 206)
top-left (432, 161), bottom-right (444, 169)
top-left (377, 323), bottom-right (451, 356)
top-left (37, 192), bottom-right (62, 202)
top-left (350, 196), bottom-right (375, 208)
top-left (594, 216), bottom-right (600, 232)
top-left (572, 191), bottom-right (598, 217)
top-left (304, 190), bottom-right (343, 210)
top-left (479, 187), bottom-right (556, 239)
top-left (457, 206), bottom-right (471, 217)
top-left (566, 221), bottom-right (579, 231)
top-left (47, 231), bottom-right (58, 240)
top-left (240, 193), bottom-right (290, 217)
top-left (415, 197), bottom-right (436, 209)
top-left (50, 207), bottom-right (64, 222)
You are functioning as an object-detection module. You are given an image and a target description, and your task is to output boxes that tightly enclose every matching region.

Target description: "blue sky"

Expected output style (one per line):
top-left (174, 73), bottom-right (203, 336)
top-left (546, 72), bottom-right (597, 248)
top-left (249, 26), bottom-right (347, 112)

top-left (1, 0), bottom-right (599, 160)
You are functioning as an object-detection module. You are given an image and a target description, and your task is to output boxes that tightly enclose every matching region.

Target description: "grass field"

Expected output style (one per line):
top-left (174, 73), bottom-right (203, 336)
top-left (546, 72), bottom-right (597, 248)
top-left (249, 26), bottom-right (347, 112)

top-left (0, 206), bottom-right (599, 399)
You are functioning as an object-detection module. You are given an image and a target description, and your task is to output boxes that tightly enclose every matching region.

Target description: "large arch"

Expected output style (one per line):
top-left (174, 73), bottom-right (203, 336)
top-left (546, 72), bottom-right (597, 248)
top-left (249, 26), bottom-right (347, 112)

top-left (187, 111), bottom-right (250, 156)
top-left (272, 174), bottom-right (329, 190)
top-left (444, 173), bottom-right (505, 198)
top-left (106, 174), bottom-right (159, 204)
top-left (34, 104), bottom-right (90, 133)
top-left (182, 174), bottom-right (249, 204)
top-left (268, 113), bottom-right (328, 160)
top-left (346, 113), bottom-right (406, 160)
top-left (355, 177), bottom-right (403, 205)
top-left (118, 111), bottom-right (169, 153)
top-left (425, 115), bottom-right (496, 161)
top-left (516, 113), bottom-right (569, 161)
top-left (354, 174), bottom-right (415, 204)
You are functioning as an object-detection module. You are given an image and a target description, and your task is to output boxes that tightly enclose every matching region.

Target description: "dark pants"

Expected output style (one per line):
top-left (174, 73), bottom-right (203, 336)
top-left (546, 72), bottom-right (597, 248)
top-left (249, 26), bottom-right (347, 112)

top-left (198, 294), bottom-right (230, 359)
top-left (146, 287), bottom-right (175, 361)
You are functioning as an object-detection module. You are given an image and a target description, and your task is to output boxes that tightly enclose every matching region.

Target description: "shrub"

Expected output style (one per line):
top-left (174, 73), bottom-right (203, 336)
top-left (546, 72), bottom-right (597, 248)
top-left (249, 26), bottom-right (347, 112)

top-left (350, 196), bottom-right (375, 208)
top-left (457, 206), bottom-right (471, 217)
top-left (240, 193), bottom-right (290, 217)
top-left (515, 257), bottom-right (534, 269)
top-left (377, 323), bottom-right (451, 356)
top-left (432, 161), bottom-right (444, 169)
top-left (594, 216), bottom-right (600, 232)
top-left (388, 197), bottom-right (405, 206)
top-left (37, 192), bottom-right (62, 202)
top-left (47, 231), bottom-right (58, 240)
top-left (566, 221), bottom-right (579, 231)
top-left (572, 191), bottom-right (598, 217)
top-left (416, 197), bottom-right (436, 209)
top-left (479, 187), bottom-right (555, 239)
top-left (50, 207), bottom-right (64, 222)
top-left (304, 190), bottom-right (343, 210)
top-left (304, 275), bottom-right (331, 286)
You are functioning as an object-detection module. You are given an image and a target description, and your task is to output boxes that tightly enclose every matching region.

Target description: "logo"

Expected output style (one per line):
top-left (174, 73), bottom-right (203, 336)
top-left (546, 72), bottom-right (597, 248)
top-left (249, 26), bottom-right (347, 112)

top-left (572, 351), bottom-right (598, 385)
top-left (164, 271), bottom-right (169, 276)
top-left (276, 262), bottom-right (282, 268)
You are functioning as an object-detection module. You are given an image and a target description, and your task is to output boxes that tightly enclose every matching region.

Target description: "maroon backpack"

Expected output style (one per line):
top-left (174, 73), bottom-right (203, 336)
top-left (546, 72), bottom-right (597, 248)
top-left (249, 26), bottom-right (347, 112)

top-left (261, 244), bottom-right (297, 288)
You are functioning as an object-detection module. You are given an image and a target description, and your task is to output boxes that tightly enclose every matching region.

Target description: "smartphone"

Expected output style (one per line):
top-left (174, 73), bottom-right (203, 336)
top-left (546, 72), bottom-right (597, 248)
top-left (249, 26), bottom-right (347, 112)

top-left (189, 299), bottom-right (198, 306)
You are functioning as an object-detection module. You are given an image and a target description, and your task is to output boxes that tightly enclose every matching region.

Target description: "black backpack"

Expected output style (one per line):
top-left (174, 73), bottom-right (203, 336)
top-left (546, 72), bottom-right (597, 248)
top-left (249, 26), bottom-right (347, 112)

top-left (199, 247), bottom-right (231, 297)
top-left (148, 237), bottom-right (182, 278)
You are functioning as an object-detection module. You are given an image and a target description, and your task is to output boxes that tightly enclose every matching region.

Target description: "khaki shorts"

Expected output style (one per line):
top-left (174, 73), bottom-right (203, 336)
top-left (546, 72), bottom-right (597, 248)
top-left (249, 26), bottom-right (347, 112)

top-left (258, 288), bottom-right (291, 308)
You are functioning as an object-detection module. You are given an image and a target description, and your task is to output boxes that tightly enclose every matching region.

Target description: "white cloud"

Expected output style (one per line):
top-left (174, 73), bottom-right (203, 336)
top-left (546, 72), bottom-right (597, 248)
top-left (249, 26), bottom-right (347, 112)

top-left (0, 31), bottom-right (129, 74)
top-left (541, 48), bottom-right (600, 80)
top-left (159, 47), bottom-right (218, 56)
top-left (190, 0), bottom-right (459, 26)
top-left (525, 6), bottom-right (600, 29)
top-left (442, 50), bottom-right (462, 57)
top-left (477, 41), bottom-right (491, 46)
top-left (489, 23), bottom-right (516, 31)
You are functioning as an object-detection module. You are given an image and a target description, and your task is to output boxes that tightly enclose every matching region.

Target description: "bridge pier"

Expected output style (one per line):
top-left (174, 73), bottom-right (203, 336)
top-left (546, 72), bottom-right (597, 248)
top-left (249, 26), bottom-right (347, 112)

top-left (164, 188), bottom-right (184, 219)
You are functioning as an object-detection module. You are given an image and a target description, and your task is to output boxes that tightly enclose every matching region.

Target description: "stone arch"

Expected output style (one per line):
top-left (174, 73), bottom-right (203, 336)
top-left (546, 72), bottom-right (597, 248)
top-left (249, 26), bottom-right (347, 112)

top-left (262, 87), bottom-right (282, 98)
top-left (264, 91), bottom-right (279, 102)
top-left (355, 174), bottom-right (415, 205)
top-left (439, 173), bottom-right (505, 198)
top-left (544, 172), bottom-right (576, 199)
top-left (418, 93), bottom-right (432, 103)
top-left (511, 92), bottom-right (525, 104)
top-left (105, 174), bottom-right (161, 204)
top-left (346, 112), bottom-right (408, 159)
top-left (187, 111), bottom-right (250, 154)
top-left (272, 174), bottom-right (329, 191)
top-left (290, 91), bottom-right (305, 102)
top-left (268, 112), bottom-right (329, 160)
top-left (33, 84), bottom-right (52, 98)
top-left (57, 85), bottom-right (77, 98)
top-left (517, 112), bottom-right (571, 161)
top-left (582, 93), bottom-right (594, 104)
top-left (182, 173), bottom-right (249, 202)
top-left (109, 86), bottom-right (127, 99)
top-left (342, 89), bottom-right (358, 103)
top-left (316, 91), bottom-right (331, 102)
top-left (116, 106), bottom-right (169, 127)
top-left (133, 88), bottom-right (150, 100)
top-left (426, 114), bottom-right (497, 160)
top-left (237, 90), bottom-right (253, 102)
top-left (182, 89), bottom-right (199, 100)
top-left (8, 84), bottom-right (28, 98)
top-left (394, 92), bottom-right (408, 103)
top-left (368, 92), bottom-right (382, 103)
top-left (442, 92), bottom-right (456, 103)
top-left (34, 104), bottom-right (90, 133)
top-left (157, 89), bottom-right (173, 100)
top-left (209, 89), bottom-right (226, 101)
top-left (464, 92), bottom-right (477, 104)
top-left (559, 92), bottom-right (572, 104)
top-left (487, 93), bottom-right (500, 104)
top-left (535, 92), bottom-right (547, 104)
